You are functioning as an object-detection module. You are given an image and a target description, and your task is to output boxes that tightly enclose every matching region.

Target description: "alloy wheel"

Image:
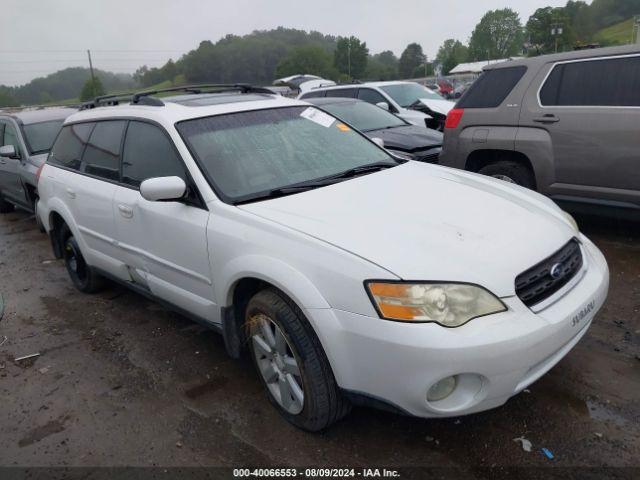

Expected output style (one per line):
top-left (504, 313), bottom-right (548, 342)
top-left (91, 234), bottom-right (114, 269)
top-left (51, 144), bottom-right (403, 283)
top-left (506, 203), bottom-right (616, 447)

top-left (250, 313), bottom-right (304, 415)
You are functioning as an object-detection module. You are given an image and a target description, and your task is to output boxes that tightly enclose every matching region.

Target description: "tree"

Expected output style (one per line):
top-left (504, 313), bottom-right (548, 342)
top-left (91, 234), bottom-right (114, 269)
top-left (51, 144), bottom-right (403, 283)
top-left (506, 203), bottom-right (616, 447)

top-left (436, 39), bottom-right (469, 75)
top-left (468, 8), bottom-right (525, 61)
top-left (526, 7), bottom-right (576, 54)
top-left (275, 45), bottom-right (338, 79)
top-left (364, 51), bottom-right (399, 80)
top-left (79, 76), bottom-right (105, 102)
top-left (398, 43), bottom-right (425, 78)
top-left (0, 88), bottom-right (18, 107)
top-left (334, 36), bottom-right (368, 79)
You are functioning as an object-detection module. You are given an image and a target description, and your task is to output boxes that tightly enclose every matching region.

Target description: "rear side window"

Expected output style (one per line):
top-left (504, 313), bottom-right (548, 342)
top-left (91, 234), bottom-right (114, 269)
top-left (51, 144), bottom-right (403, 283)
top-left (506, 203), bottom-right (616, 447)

top-left (540, 56), bottom-right (640, 107)
top-left (457, 66), bottom-right (527, 109)
top-left (121, 121), bottom-right (186, 187)
top-left (48, 123), bottom-right (94, 170)
top-left (82, 120), bottom-right (126, 181)
top-left (300, 91), bottom-right (325, 99)
top-left (357, 88), bottom-right (387, 105)
top-left (324, 88), bottom-right (357, 98)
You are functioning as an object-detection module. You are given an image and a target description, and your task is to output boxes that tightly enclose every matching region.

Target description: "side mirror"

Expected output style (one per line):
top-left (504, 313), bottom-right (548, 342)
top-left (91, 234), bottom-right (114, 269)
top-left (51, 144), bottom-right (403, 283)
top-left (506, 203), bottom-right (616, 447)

top-left (140, 176), bottom-right (186, 202)
top-left (371, 137), bottom-right (385, 148)
top-left (375, 102), bottom-right (390, 111)
top-left (0, 145), bottom-right (18, 159)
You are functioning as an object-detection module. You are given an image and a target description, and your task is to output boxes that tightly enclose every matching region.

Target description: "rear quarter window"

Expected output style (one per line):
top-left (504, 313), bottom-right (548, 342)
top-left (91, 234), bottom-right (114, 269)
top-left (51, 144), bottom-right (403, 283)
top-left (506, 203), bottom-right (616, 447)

top-left (457, 66), bottom-right (527, 109)
top-left (539, 55), bottom-right (640, 107)
top-left (47, 123), bottom-right (94, 170)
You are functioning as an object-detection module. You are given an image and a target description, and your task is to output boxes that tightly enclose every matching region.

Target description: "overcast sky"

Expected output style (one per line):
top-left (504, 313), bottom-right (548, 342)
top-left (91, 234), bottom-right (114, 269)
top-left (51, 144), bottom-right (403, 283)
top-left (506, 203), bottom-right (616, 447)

top-left (1, 0), bottom-right (568, 86)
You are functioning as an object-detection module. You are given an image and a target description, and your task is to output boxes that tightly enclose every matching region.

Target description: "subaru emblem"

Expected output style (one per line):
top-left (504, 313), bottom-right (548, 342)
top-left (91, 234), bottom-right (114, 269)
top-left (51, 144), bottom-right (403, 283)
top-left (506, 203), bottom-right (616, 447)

top-left (550, 263), bottom-right (563, 279)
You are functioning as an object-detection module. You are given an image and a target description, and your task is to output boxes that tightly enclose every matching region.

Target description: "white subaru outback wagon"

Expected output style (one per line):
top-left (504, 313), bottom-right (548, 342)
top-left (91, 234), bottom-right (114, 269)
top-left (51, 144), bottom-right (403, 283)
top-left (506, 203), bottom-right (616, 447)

top-left (37, 85), bottom-right (609, 431)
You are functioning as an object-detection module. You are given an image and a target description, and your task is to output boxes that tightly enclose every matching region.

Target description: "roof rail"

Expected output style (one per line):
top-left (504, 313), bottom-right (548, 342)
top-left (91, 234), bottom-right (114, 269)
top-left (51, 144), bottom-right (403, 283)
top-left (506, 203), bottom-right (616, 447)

top-left (80, 83), bottom-right (274, 110)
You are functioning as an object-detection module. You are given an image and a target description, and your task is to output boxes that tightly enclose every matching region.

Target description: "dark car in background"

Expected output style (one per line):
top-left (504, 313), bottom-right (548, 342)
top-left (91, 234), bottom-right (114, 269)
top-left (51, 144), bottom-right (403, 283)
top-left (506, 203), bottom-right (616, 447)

top-left (306, 97), bottom-right (443, 163)
top-left (439, 44), bottom-right (640, 216)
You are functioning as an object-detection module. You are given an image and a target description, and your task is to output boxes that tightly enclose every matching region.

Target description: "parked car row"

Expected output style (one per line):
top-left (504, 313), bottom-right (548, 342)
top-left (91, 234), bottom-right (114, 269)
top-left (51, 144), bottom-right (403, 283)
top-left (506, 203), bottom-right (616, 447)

top-left (0, 80), bottom-right (605, 432)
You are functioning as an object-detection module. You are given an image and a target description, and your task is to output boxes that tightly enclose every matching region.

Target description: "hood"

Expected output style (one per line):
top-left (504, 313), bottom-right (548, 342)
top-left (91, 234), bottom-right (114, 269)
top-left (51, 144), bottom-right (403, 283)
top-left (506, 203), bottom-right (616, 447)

top-left (240, 162), bottom-right (575, 297)
top-left (366, 125), bottom-right (442, 152)
top-left (417, 98), bottom-right (455, 116)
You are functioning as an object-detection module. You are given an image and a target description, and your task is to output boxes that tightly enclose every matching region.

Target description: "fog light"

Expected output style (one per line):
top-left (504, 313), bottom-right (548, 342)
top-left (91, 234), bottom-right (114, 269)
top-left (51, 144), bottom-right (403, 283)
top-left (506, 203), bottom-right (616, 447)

top-left (427, 376), bottom-right (457, 402)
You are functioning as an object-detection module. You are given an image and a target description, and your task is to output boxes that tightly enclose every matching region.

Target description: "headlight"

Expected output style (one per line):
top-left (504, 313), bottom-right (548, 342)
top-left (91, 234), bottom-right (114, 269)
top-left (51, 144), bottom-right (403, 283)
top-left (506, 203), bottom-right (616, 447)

top-left (387, 149), bottom-right (416, 161)
top-left (366, 282), bottom-right (507, 327)
top-left (561, 210), bottom-right (579, 232)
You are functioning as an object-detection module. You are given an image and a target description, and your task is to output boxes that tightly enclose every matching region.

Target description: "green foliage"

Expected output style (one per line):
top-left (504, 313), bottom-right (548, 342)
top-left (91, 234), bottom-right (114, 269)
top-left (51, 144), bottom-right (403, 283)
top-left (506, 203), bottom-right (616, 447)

top-left (594, 17), bottom-right (636, 45)
top-left (334, 36), bottom-right (369, 79)
top-left (276, 45), bottom-right (338, 79)
top-left (179, 28), bottom-right (337, 85)
top-left (468, 8), bottom-right (524, 61)
top-left (0, 87), bottom-right (18, 107)
top-left (364, 51), bottom-right (399, 80)
top-left (79, 76), bottom-right (106, 102)
top-left (398, 43), bottom-right (425, 78)
top-left (436, 39), bottom-right (469, 75)
top-left (3, 67), bottom-right (135, 106)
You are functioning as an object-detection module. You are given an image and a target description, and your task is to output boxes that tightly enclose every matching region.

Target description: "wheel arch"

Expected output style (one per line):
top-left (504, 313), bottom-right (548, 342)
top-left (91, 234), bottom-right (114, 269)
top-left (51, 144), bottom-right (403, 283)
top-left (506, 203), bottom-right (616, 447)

top-left (218, 256), bottom-right (331, 359)
top-left (465, 149), bottom-right (538, 189)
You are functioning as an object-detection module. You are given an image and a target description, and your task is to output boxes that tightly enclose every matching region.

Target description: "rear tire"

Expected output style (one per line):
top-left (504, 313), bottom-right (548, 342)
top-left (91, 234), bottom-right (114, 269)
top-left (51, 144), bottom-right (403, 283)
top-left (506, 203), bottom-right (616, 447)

top-left (60, 226), bottom-right (104, 293)
top-left (246, 288), bottom-right (351, 431)
top-left (478, 161), bottom-right (536, 190)
top-left (0, 194), bottom-right (14, 213)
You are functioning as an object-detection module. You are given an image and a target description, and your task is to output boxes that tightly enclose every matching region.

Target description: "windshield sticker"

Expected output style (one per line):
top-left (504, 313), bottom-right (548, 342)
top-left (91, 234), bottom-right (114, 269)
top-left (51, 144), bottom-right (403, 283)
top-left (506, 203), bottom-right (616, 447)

top-left (336, 123), bottom-right (350, 132)
top-left (300, 107), bottom-right (335, 128)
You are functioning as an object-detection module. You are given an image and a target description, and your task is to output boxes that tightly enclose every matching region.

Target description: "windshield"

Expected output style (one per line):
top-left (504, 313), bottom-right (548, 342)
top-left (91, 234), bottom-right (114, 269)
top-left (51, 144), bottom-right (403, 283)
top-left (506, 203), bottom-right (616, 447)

top-left (23, 120), bottom-right (64, 154)
top-left (177, 106), bottom-right (396, 203)
top-left (320, 101), bottom-right (406, 132)
top-left (380, 83), bottom-right (442, 107)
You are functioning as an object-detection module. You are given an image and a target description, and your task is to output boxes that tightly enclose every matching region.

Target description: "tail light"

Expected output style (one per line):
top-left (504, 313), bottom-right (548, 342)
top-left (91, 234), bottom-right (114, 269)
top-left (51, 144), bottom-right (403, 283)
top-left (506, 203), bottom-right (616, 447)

top-left (445, 109), bottom-right (464, 129)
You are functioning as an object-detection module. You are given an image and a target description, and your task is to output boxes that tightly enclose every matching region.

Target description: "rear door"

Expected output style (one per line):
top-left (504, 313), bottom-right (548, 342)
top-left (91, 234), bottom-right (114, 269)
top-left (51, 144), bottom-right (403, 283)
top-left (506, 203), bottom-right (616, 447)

top-left (520, 54), bottom-right (640, 207)
top-left (112, 121), bottom-right (215, 321)
top-left (0, 119), bottom-right (28, 205)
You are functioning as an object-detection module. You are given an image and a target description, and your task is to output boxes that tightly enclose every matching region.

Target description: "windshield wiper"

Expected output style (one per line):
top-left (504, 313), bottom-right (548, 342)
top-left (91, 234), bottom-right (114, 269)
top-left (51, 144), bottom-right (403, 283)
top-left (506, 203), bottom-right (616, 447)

top-left (325, 161), bottom-right (399, 180)
top-left (235, 162), bottom-right (399, 205)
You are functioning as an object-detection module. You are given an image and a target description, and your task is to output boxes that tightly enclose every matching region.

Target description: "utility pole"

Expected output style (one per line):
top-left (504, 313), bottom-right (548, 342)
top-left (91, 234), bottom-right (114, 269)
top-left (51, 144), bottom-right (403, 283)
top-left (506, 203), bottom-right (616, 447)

top-left (634, 15), bottom-right (640, 44)
top-left (551, 23), bottom-right (563, 53)
top-left (424, 54), bottom-right (428, 81)
top-left (87, 49), bottom-right (96, 96)
top-left (347, 38), bottom-right (351, 79)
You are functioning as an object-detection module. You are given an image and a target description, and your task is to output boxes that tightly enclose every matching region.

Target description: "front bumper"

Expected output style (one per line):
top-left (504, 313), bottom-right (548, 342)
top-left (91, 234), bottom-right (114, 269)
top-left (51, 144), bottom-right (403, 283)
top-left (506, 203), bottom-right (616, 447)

top-left (306, 234), bottom-right (609, 418)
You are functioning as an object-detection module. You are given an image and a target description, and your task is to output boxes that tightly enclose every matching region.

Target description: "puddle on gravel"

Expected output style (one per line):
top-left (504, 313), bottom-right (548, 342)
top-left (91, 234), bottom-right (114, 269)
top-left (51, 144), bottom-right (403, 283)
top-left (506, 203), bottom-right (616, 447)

top-left (586, 399), bottom-right (629, 428)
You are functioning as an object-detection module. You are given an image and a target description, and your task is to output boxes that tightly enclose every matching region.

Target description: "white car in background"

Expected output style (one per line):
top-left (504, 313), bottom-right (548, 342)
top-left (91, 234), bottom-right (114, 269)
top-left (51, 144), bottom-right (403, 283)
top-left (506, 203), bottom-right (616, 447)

top-left (38, 85), bottom-right (609, 431)
top-left (299, 80), bottom-right (455, 130)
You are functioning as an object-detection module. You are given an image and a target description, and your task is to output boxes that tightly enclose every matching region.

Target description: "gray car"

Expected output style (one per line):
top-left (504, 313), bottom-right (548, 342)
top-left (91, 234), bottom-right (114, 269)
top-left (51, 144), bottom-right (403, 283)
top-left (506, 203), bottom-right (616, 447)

top-left (439, 44), bottom-right (640, 216)
top-left (0, 107), bottom-right (74, 220)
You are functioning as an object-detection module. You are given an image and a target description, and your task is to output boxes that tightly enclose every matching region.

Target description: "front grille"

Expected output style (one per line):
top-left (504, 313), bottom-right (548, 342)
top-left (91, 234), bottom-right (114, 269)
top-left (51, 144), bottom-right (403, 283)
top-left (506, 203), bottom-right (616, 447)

top-left (515, 239), bottom-right (583, 307)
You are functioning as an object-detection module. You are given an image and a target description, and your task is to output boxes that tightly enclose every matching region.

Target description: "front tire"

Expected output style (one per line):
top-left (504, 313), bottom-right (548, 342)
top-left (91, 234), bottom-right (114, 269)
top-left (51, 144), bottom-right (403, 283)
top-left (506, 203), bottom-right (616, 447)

top-left (61, 227), bottom-right (104, 293)
top-left (478, 160), bottom-right (536, 190)
top-left (246, 289), bottom-right (350, 431)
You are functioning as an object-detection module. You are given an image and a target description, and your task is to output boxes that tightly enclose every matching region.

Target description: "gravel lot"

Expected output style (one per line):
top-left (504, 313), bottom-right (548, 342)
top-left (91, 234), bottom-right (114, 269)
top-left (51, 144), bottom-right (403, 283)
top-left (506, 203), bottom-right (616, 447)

top-left (0, 209), bottom-right (638, 477)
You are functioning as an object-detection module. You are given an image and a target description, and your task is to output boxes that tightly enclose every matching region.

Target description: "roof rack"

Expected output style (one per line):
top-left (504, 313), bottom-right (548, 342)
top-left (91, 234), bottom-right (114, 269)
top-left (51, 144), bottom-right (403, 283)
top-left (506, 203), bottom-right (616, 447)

top-left (80, 83), bottom-right (274, 110)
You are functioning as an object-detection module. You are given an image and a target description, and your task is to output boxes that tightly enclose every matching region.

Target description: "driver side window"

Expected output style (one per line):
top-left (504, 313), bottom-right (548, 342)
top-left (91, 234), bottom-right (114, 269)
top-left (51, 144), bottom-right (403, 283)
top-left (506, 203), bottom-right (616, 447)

top-left (121, 121), bottom-right (186, 188)
top-left (2, 122), bottom-right (21, 156)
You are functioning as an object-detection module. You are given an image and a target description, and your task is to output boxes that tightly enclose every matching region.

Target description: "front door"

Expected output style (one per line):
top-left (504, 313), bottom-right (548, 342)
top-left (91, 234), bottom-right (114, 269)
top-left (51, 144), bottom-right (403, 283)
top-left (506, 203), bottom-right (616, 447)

top-left (0, 120), bottom-right (27, 206)
top-left (112, 121), bottom-right (215, 322)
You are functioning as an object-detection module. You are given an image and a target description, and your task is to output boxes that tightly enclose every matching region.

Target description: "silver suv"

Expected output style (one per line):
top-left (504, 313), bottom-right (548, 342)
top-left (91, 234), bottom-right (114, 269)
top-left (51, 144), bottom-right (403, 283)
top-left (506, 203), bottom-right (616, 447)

top-left (0, 107), bottom-right (74, 220)
top-left (439, 45), bottom-right (640, 215)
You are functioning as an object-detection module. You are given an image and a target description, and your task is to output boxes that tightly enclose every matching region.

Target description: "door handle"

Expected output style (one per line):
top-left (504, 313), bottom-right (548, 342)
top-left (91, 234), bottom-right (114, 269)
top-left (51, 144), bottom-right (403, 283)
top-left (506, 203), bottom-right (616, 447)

top-left (533, 114), bottom-right (559, 124)
top-left (118, 204), bottom-right (133, 218)
top-left (65, 188), bottom-right (76, 199)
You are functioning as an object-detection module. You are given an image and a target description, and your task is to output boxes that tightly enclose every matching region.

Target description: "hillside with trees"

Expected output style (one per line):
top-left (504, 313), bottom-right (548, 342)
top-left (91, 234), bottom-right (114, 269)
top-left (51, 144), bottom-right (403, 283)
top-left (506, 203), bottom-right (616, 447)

top-left (2, 1), bottom-right (639, 106)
